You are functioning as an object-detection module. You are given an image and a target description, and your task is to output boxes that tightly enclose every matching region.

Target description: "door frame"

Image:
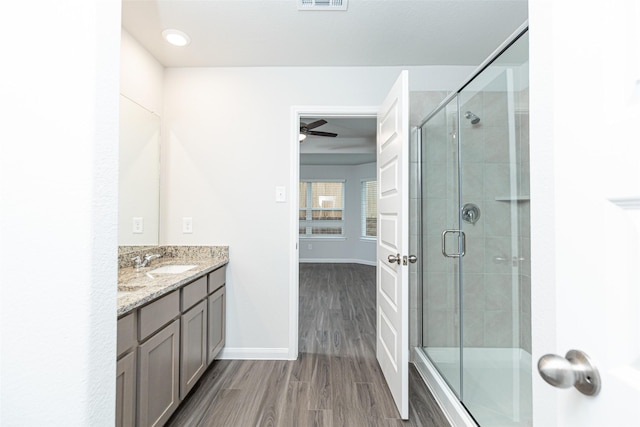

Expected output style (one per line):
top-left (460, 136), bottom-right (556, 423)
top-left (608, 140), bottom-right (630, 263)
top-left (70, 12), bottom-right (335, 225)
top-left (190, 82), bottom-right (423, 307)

top-left (289, 105), bottom-right (379, 359)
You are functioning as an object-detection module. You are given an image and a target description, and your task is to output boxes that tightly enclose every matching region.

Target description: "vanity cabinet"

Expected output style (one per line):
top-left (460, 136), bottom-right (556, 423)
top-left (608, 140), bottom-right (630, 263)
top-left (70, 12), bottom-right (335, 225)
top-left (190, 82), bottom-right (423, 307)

top-left (116, 264), bottom-right (227, 426)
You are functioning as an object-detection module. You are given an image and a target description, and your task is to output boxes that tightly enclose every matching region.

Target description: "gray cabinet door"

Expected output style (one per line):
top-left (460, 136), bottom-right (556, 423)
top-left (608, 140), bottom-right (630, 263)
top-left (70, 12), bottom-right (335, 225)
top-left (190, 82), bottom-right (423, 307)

top-left (137, 319), bottom-right (180, 427)
top-left (116, 351), bottom-right (136, 427)
top-left (180, 299), bottom-right (207, 400)
top-left (207, 286), bottom-right (226, 365)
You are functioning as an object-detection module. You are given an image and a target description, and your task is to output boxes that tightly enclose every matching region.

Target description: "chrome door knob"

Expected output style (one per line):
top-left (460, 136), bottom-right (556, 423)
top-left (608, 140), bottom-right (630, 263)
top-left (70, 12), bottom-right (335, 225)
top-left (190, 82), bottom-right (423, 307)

top-left (407, 255), bottom-right (417, 264)
top-left (537, 349), bottom-right (601, 396)
top-left (387, 254), bottom-right (400, 264)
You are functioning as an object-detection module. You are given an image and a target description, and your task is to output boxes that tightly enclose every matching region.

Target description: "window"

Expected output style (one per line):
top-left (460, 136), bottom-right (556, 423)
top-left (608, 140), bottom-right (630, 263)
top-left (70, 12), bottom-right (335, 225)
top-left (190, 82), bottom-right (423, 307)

top-left (299, 180), bottom-right (345, 237)
top-left (361, 180), bottom-right (377, 238)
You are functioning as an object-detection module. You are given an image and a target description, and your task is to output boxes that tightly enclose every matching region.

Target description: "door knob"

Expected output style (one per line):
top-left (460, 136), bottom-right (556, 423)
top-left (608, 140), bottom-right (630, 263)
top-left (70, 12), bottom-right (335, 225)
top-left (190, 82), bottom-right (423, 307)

top-left (537, 349), bottom-right (601, 396)
top-left (387, 254), bottom-right (400, 264)
top-left (402, 255), bottom-right (418, 265)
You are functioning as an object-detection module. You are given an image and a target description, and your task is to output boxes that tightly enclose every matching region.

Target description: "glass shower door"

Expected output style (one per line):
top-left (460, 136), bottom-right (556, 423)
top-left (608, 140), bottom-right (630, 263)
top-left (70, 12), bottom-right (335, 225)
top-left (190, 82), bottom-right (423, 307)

top-left (458, 31), bottom-right (531, 427)
top-left (421, 97), bottom-right (462, 397)
top-left (417, 27), bottom-right (530, 427)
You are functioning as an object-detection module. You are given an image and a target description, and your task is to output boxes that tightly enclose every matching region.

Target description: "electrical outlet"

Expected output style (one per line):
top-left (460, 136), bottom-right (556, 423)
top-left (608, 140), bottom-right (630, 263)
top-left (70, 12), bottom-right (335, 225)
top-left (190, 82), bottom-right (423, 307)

top-left (183, 217), bottom-right (193, 234)
top-left (133, 217), bottom-right (143, 234)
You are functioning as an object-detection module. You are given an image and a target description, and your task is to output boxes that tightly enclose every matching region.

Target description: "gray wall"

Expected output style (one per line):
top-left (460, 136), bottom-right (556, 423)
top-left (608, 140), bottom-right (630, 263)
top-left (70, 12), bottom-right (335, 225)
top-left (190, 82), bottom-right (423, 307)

top-left (299, 162), bottom-right (377, 265)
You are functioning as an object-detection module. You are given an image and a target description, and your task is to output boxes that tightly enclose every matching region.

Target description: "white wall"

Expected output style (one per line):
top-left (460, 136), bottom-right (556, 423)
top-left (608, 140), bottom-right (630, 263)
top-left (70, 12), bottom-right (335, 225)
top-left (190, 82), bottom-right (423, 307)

top-left (0, 1), bottom-right (120, 425)
top-left (299, 162), bottom-right (376, 264)
top-left (162, 65), bottom-right (474, 357)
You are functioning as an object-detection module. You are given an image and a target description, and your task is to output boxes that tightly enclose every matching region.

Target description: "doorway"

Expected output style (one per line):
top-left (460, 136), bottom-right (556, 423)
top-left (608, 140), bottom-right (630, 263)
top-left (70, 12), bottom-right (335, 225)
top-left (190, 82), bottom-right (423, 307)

top-left (291, 71), bottom-right (412, 419)
top-left (288, 107), bottom-right (379, 359)
top-left (297, 113), bottom-right (379, 357)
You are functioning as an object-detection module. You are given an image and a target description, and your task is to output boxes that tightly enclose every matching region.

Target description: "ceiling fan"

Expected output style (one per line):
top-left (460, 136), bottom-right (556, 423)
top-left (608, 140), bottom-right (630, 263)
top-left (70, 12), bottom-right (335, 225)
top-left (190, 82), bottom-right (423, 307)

top-left (299, 119), bottom-right (338, 141)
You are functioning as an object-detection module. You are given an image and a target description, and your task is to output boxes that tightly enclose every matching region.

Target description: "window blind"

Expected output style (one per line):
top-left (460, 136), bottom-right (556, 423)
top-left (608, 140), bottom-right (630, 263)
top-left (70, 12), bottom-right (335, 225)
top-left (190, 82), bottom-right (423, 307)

top-left (299, 180), bottom-right (345, 237)
top-left (361, 180), bottom-right (377, 238)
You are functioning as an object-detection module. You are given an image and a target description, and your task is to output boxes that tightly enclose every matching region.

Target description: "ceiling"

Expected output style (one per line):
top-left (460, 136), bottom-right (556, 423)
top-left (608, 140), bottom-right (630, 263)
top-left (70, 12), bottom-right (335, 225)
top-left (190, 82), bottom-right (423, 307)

top-left (122, 0), bottom-right (528, 68)
top-left (299, 117), bottom-right (376, 165)
top-left (121, 0), bottom-right (528, 166)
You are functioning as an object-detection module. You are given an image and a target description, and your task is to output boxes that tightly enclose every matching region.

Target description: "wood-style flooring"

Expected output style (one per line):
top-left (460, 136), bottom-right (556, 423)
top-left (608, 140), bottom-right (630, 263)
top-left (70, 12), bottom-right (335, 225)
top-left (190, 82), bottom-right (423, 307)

top-left (166, 263), bottom-right (451, 427)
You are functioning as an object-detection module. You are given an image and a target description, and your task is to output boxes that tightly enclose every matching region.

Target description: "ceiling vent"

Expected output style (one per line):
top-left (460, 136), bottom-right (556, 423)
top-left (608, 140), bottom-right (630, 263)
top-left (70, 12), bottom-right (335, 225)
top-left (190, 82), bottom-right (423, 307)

top-left (298, 0), bottom-right (348, 11)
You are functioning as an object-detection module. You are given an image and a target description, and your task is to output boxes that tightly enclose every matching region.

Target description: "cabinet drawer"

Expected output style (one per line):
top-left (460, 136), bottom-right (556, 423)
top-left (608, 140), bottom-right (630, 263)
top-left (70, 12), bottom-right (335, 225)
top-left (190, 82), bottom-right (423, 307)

top-left (208, 265), bottom-right (226, 294)
top-left (181, 276), bottom-right (207, 312)
top-left (138, 291), bottom-right (180, 341)
top-left (117, 312), bottom-right (136, 358)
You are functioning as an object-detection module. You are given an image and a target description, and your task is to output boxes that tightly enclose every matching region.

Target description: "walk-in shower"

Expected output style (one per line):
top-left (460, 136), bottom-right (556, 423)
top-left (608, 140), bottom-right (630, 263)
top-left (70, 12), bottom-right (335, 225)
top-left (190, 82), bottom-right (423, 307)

top-left (414, 26), bottom-right (530, 427)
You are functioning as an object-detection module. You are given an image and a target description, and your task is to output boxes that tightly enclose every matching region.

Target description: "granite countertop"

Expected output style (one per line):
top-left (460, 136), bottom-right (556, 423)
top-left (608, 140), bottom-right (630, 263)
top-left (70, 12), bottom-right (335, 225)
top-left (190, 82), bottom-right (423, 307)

top-left (117, 246), bottom-right (228, 316)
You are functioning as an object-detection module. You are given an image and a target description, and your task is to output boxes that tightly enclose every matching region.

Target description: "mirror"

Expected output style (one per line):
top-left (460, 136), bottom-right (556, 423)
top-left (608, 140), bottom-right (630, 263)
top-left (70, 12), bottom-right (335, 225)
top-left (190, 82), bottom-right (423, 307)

top-left (118, 95), bottom-right (160, 246)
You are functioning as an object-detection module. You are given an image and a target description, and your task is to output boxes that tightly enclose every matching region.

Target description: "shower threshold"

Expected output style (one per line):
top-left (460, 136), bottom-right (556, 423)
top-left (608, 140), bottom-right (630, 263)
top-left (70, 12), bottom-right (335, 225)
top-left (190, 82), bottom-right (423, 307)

top-left (414, 347), bottom-right (532, 427)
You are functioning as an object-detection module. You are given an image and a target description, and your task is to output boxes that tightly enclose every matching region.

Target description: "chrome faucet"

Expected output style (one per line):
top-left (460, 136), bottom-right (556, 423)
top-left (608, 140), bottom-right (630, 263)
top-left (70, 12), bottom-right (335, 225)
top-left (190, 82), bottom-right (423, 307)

top-left (131, 253), bottom-right (162, 269)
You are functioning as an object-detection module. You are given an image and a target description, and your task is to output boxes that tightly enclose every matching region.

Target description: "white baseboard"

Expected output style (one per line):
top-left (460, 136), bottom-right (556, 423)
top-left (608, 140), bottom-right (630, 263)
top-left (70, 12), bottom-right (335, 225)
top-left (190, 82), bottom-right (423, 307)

top-left (217, 347), bottom-right (292, 360)
top-left (299, 258), bottom-right (376, 266)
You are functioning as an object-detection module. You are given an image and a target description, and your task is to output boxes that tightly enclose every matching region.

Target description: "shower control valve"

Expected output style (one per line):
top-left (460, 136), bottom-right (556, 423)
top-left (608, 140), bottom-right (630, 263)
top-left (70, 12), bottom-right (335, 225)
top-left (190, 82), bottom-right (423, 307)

top-left (461, 203), bottom-right (481, 225)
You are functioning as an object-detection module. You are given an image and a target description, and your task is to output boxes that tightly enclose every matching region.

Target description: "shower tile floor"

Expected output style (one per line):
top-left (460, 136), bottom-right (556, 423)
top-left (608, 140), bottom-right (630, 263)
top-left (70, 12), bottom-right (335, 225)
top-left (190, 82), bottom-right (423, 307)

top-left (425, 347), bottom-right (532, 427)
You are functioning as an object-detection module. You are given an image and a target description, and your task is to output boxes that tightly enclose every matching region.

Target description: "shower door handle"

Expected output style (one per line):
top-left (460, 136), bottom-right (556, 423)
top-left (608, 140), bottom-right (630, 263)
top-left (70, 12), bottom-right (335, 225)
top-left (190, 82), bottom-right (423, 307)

top-left (441, 230), bottom-right (466, 258)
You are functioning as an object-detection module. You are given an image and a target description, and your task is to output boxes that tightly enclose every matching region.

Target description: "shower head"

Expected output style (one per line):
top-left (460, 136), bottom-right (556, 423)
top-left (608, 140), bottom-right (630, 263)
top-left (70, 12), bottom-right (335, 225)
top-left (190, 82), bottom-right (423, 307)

top-left (464, 111), bottom-right (481, 125)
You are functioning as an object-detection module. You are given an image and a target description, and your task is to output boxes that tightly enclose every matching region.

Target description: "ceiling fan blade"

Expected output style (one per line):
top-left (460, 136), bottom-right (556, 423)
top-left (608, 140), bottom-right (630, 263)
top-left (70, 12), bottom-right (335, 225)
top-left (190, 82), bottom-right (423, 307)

top-left (329, 144), bottom-right (370, 150)
top-left (305, 119), bottom-right (328, 130)
top-left (308, 130), bottom-right (338, 137)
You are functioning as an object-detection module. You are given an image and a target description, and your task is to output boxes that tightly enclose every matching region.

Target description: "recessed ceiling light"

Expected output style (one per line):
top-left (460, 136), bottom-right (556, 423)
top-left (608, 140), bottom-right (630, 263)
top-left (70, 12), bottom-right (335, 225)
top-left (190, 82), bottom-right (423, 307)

top-left (162, 29), bottom-right (191, 47)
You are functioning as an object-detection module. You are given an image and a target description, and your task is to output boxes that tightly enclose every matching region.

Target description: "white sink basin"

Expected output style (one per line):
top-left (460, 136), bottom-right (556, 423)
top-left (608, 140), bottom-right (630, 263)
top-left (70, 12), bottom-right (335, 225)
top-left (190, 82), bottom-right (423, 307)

top-left (148, 264), bottom-right (197, 274)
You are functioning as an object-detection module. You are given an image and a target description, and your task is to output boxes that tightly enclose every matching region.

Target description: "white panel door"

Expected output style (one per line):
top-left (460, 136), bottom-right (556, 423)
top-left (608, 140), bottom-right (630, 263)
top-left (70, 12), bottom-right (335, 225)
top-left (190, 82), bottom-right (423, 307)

top-left (376, 70), bottom-right (409, 419)
top-left (531, 0), bottom-right (640, 425)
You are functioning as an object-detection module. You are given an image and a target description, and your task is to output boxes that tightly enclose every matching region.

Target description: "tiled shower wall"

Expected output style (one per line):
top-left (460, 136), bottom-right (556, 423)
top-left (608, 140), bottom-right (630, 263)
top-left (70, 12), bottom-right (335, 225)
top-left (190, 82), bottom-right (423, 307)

top-left (457, 87), bottom-right (530, 352)
top-left (412, 86), bottom-right (531, 355)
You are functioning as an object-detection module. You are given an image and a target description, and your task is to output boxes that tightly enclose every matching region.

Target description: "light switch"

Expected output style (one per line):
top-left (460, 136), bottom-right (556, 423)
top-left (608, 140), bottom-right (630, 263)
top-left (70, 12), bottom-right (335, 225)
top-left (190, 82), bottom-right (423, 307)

top-left (275, 186), bottom-right (286, 202)
top-left (183, 217), bottom-right (193, 234)
top-left (133, 217), bottom-right (143, 234)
